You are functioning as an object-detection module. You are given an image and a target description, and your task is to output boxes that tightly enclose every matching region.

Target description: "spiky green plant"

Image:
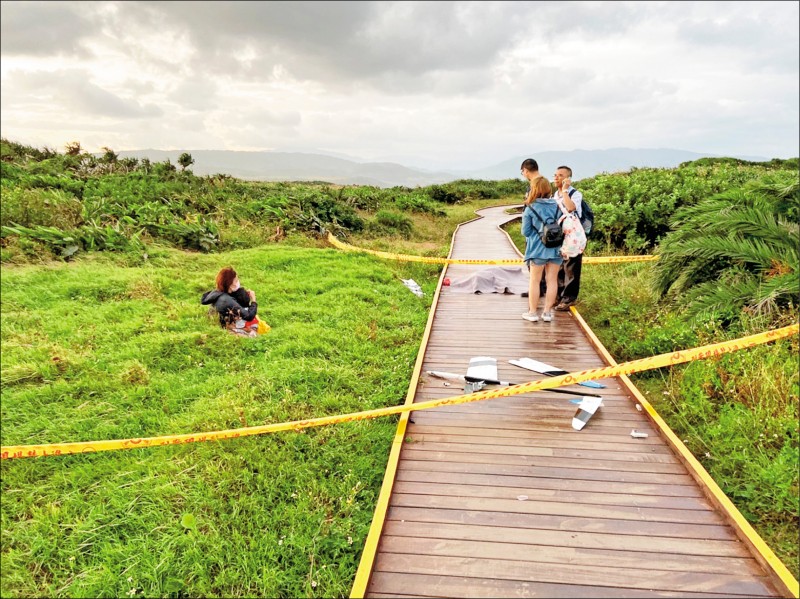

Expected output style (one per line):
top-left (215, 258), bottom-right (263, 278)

top-left (653, 179), bottom-right (799, 321)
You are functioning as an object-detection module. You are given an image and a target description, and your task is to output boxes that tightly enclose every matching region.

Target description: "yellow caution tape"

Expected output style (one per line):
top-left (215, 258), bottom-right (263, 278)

top-left (327, 232), bottom-right (658, 265)
top-left (2, 324), bottom-right (796, 460)
top-left (583, 255), bottom-right (659, 264)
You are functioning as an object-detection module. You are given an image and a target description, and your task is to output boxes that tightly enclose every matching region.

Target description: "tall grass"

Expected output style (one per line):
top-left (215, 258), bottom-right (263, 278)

top-left (1, 245), bottom-right (440, 597)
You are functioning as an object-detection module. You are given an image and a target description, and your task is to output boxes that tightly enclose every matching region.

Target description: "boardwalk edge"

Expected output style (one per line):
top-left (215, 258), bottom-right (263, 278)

top-left (571, 306), bottom-right (800, 599)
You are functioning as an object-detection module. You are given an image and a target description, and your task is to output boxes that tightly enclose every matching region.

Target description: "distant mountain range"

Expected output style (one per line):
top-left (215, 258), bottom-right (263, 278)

top-left (115, 148), bottom-right (770, 188)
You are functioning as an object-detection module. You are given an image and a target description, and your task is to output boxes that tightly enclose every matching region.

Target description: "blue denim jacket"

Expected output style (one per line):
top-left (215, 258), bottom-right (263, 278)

top-left (521, 199), bottom-right (563, 262)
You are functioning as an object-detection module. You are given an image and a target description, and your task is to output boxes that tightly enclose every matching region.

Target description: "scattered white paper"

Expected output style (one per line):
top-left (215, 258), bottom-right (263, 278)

top-left (401, 279), bottom-right (424, 297)
top-left (630, 429), bottom-right (649, 438)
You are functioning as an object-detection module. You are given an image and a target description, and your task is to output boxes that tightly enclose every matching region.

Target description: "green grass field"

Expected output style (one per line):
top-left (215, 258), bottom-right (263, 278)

top-left (1, 242), bottom-right (440, 597)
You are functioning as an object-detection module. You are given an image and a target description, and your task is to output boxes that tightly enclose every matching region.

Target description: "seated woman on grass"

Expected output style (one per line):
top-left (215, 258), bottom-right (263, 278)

top-left (201, 266), bottom-right (263, 336)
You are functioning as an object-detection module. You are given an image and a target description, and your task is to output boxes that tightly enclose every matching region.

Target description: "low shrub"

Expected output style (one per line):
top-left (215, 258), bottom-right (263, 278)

top-left (366, 210), bottom-right (414, 238)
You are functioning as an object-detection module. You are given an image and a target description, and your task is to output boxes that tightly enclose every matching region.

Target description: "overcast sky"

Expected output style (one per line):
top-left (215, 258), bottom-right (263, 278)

top-left (1, 0), bottom-right (798, 170)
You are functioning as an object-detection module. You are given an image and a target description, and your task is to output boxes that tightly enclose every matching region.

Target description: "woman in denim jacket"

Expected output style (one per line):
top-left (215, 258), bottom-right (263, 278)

top-left (520, 175), bottom-right (563, 322)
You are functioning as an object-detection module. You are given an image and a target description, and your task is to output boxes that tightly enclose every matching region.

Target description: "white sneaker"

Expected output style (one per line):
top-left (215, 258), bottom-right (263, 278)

top-left (541, 312), bottom-right (553, 322)
top-left (522, 312), bottom-right (539, 322)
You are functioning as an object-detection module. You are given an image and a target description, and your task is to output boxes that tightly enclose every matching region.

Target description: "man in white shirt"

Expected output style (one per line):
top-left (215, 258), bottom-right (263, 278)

top-left (552, 165), bottom-right (584, 310)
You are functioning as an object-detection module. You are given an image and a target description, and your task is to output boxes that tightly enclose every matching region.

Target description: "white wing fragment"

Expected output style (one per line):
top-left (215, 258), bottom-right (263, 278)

top-left (572, 396), bottom-right (604, 431)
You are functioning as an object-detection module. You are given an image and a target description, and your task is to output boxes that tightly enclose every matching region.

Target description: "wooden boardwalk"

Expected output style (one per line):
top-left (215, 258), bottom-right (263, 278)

top-left (351, 206), bottom-right (796, 598)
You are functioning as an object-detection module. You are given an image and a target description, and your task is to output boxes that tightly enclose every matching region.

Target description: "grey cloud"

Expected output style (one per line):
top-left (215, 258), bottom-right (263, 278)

top-left (70, 80), bottom-right (163, 119)
top-left (533, 1), bottom-right (650, 36)
top-left (219, 108), bottom-right (302, 132)
top-left (573, 75), bottom-right (679, 108)
top-left (6, 70), bottom-right (163, 119)
top-left (257, 110), bottom-right (302, 128)
top-left (0, 1), bottom-right (95, 57)
top-left (123, 78), bottom-right (157, 96)
top-left (201, 107), bottom-right (303, 151)
top-left (169, 78), bottom-right (219, 111)
top-left (120, 1), bottom-right (377, 76)
top-left (675, 2), bottom-right (799, 73)
top-left (506, 64), bottom-right (678, 110)
top-left (3, 1), bottom-right (656, 96)
top-left (364, 67), bottom-right (492, 96)
top-left (116, 1), bottom-right (525, 92)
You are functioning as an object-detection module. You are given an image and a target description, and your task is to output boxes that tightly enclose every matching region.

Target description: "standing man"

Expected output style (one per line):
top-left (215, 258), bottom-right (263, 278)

top-left (553, 165), bottom-right (583, 310)
top-left (520, 158), bottom-right (547, 296)
top-left (520, 158), bottom-right (540, 191)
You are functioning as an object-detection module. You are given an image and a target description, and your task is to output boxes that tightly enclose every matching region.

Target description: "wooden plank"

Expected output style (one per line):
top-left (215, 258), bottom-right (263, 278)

top-left (378, 535), bottom-right (764, 576)
top-left (399, 458), bottom-right (697, 486)
top-left (405, 424), bottom-right (670, 449)
top-left (387, 505), bottom-right (737, 541)
top-left (408, 408), bottom-right (658, 429)
top-left (413, 414), bottom-right (656, 431)
top-left (403, 443), bottom-right (682, 469)
top-left (394, 469), bottom-right (707, 500)
top-left (390, 493), bottom-right (724, 525)
top-left (403, 430), bottom-right (675, 454)
top-left (407, 414), bottom-right (658, 437)
top-left (381, 519), bottom-right (750, 558)
top-left (400, 449), bottom-right (686, 476)
top-left (367, 572), bottom-right (756, 598)
top-left (413, 401), bottom-right (643, 418)
top-left (393, 479), bottom-right (714, 511)
top-left (372, 553), bottom-right (776, 596)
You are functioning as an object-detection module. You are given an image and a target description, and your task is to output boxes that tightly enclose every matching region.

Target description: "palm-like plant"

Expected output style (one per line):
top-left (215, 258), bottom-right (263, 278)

top-left (178, 152), bottom-right (195, 172)
top-left (653, 179), bottom-right (799, 321)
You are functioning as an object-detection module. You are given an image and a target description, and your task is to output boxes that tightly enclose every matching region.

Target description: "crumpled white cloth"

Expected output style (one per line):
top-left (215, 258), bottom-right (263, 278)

top-left (448, 266), bottom-right (529, 295)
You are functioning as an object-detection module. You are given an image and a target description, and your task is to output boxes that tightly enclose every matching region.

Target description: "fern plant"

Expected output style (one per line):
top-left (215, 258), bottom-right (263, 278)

top-left (653, 180), bottom-right (799, 321)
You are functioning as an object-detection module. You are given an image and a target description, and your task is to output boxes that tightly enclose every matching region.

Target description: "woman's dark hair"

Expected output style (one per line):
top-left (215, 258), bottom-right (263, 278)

top-left (216, 267), bottom-right (237, 292)
top-left (520, 158), bottom-right (539, 172)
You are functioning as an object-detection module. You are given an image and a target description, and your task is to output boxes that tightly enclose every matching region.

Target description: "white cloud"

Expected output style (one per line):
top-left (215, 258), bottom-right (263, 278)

top-left (1, 0), bottom-right (797, 165)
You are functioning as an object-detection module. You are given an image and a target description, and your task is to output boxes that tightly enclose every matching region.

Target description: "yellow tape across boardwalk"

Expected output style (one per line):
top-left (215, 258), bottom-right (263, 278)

top-left (2, 324), bottom-right (796, 460)
top-left (327, 232), bottom-right (659, 264)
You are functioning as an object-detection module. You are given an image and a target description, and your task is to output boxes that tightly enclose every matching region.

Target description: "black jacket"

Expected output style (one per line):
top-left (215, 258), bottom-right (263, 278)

top-left (201, 289), bottom-right (258, 327)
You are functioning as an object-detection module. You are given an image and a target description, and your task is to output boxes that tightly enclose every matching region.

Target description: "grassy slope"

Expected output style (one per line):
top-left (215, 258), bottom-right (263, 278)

top-left (1, 244), bottom-right (440, 597)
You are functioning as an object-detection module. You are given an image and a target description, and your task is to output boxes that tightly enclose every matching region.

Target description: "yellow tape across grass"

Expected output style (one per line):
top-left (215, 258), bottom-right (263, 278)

top-left (2, 324), bottom-right (796, 460)
top-left (327, 232), bottom-right (659, 265)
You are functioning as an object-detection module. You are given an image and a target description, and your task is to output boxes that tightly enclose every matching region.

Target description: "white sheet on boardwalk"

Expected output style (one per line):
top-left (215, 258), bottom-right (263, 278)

top-left (448, 266), bottom-right (529, 295)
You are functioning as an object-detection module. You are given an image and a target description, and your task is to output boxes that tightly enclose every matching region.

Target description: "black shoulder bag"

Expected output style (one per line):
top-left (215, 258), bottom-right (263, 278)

top-left (529, 206), bottom-right (564, 248)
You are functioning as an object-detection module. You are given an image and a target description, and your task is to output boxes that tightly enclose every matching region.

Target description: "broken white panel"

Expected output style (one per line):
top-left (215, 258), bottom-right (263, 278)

top-left (466, 356), bottom-right (498, 383)
top-left (510, 357), bottom-right (606, 389)
top-left (572, 396), bottom-right (604, 431)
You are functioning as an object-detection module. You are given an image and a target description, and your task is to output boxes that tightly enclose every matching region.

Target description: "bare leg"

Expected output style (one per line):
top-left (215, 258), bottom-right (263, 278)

top-left (528, 264), bottom-right (544, 313)
top-left (543, 262), bottom-right (560, 313)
